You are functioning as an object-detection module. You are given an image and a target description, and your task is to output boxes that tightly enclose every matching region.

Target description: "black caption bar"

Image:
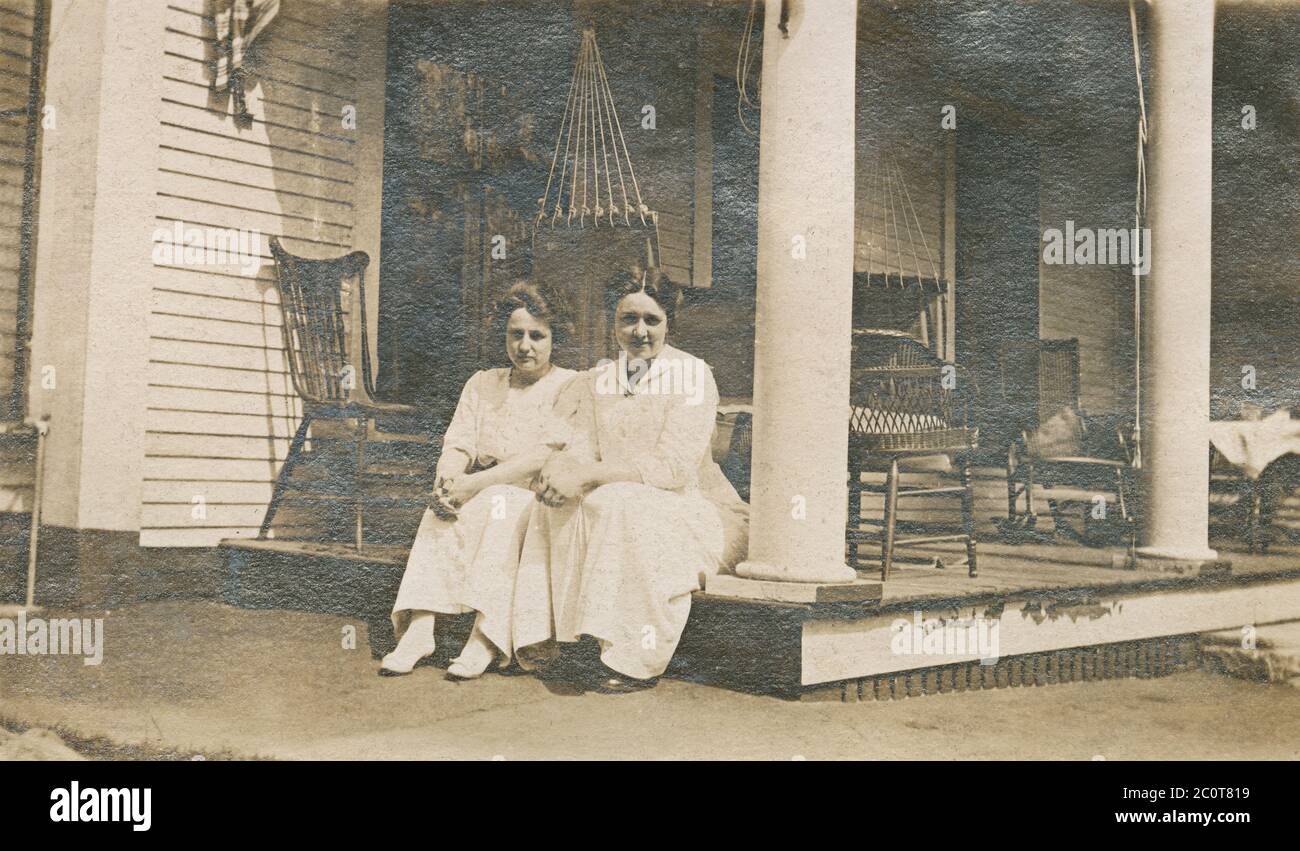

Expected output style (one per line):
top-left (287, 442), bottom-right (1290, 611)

top-left (8, 760), bottom-right (1283, 837)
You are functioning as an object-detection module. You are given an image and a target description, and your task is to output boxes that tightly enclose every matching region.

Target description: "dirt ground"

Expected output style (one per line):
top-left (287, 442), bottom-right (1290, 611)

top-left (1, 600), bottom-right (1297, 760)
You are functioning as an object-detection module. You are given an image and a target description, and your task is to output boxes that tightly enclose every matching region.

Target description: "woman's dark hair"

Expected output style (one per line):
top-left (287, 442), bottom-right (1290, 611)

top-left (487, 279), bottom-right (572, 352)
top-left (603, 265), bottom-right (682, 325)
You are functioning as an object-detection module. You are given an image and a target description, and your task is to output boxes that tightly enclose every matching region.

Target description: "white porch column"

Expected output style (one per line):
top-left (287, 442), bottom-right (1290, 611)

top-left (26, 0), bottom-right (162, 532)
top-left (731, 0), bottom-right (861, 586)
top-left (1137, 0), bottom-right (1218, 565)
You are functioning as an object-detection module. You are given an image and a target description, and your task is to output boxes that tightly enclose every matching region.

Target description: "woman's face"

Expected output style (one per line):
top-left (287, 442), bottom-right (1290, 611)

top-left (613, 291), bottom-right (667, 361)
top-left (505, 308), bottom-right (553, 376)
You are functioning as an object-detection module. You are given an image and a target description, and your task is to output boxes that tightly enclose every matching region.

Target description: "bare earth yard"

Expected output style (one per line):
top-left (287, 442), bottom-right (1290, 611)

top-left (1, 600), bottom-right (1297, 760)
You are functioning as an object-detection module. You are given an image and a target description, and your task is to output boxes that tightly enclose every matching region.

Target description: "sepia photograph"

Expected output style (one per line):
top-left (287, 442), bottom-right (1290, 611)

top-left (0, 0), bottom-right (1297, 818)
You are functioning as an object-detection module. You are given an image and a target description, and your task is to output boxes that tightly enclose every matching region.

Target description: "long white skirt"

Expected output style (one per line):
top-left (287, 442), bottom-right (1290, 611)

top-left (512, 481), bottom-right (726, 680)
top-left (390, 483), bottom-right (537, 661)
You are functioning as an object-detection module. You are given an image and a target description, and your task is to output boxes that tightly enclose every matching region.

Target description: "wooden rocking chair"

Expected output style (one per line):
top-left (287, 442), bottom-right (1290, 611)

top-left (1000, 339), bottom-right (1136, 549)
top-left (261, 238), bottom-right (422, 549)
top-left (846, 331), bottom-right (979, 581)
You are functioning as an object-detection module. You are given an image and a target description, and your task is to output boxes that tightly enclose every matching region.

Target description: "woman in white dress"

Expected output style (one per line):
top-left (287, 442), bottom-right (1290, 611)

top-left (513, 268), bottom-right (748, 692)
top-left (381, 280), bottom-right (575, 678)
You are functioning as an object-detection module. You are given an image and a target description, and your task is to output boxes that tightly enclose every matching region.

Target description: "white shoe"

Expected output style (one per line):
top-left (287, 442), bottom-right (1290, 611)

top-left (446, 626), bottom-right (499, 680)
top-left (380, 626), bottom-right (437, 676)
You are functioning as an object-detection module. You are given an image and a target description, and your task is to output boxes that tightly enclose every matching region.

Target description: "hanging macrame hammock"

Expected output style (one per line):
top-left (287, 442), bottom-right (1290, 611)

top-left (530, 27), bottom-right (661, 369)
top-left (534, 27), bottom-right (660, 257)
top-left (858, 153), bottom-right (944, 292)
top-left (854, 151), bottom-right (947, 350)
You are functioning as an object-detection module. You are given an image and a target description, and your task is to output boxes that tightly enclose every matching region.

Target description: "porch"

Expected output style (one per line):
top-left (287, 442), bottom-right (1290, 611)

top-left (217, 530), bottom-right (1300, 694)
top-left (0, 0), bottom-right (1297, 703)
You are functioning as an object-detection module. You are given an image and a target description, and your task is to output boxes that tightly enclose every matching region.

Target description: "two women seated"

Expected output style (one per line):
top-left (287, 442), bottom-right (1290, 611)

top-left (381, 269), bottom-right (748, 692)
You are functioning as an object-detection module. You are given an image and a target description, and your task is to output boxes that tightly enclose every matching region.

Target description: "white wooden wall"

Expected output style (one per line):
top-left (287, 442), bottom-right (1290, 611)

top-left (142, 0), bottom-right (381, 546)
top-left (0, 0), bottom-right (37, 413)
top-left (0, 0), bottom-right (39, 514)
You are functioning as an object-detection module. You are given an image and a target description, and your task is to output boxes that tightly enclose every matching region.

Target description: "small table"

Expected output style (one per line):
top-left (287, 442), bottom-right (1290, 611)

top-left (1209, 410), bottom-right (1300, 480)
top-left (1208, 410), bottom-right (1300, 551)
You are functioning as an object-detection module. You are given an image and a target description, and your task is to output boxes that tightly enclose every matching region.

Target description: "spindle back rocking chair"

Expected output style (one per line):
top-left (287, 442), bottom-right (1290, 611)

top-left (261, 238), bottom-right (422, 549)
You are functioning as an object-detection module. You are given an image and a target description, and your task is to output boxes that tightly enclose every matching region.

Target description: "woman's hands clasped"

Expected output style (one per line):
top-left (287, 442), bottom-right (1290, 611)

top-left (430, 473), bottom-right (482, 520)
top-left (533, 454), bottom-right (587, 507)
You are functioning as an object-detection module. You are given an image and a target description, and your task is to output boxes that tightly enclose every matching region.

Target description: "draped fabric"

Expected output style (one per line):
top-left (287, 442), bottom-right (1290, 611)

top-left (212, 0), bottom-right (280, 128)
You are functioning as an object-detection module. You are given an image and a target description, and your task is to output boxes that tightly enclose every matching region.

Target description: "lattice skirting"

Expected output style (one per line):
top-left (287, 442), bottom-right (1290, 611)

top-left (799, 634), bottom-right (1204, 702)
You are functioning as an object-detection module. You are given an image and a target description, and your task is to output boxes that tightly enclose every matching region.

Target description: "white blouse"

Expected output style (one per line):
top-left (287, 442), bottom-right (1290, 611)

top-left (557, 345), bottom-right (743, 506)
top-left (441, 366), bottom-right (577, 470)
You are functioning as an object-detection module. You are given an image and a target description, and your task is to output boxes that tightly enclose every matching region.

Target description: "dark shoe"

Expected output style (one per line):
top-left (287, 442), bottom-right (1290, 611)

top-left (591, 663), bottom-right (657, 695)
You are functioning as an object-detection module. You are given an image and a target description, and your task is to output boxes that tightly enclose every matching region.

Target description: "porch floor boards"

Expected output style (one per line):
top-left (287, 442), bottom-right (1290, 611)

top-left (850, 540), bottom-right (1300, 611)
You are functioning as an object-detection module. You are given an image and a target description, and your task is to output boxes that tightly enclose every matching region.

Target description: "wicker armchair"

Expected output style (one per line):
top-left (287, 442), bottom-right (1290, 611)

top-left (846, 330), bottom-right (979, 581)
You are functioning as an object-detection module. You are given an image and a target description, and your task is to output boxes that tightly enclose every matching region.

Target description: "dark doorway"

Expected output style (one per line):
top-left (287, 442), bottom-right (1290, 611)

top-left (956, 120), bottom-right (1040, 456)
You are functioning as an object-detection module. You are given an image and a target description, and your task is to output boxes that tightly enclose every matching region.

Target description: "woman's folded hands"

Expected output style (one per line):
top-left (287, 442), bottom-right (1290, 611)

top-left (430, 473), bottom-right (480, 519)
top-left (533, 454), bottom-right (588, 507)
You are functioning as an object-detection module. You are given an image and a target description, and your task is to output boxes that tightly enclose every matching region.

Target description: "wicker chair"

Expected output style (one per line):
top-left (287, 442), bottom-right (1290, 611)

top-left (1000, 339), bottom-right (1136, 549)
top-left (262, 238), bottom-right (420, 549)
top-left (846, 330), bottom-right (979, 581)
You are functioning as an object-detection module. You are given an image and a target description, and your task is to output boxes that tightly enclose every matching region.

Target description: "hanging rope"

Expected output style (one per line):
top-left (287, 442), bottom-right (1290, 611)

top-left (860, 152), bottom-right (942, 291)
top-left (536, 27), bottom-right (654, 236)
top-left (736, 0), bottom-right (762, 137)
top-left (1129, 0), bottom-right (1147, 469)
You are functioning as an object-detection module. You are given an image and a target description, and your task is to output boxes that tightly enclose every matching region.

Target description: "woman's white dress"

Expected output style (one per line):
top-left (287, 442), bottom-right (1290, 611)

top-left (512, 346), bottom-right (749, 680)
top-left (390, 365), bottom-right (575, 661)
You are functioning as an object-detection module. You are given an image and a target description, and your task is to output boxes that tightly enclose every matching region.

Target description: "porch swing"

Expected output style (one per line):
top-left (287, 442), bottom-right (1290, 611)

top-left (530, 26), bottom-right (663, 370)
top-left (854, 152), bottom-right (949, 353)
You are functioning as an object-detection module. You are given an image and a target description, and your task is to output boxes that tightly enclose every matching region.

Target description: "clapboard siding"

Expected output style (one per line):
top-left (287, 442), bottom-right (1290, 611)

top-left (0, 0), bottom-right (35, 418)
top-left (145, 0), bottom-right (370, 547)
top-left (148, 384), bottom-right (302, 418)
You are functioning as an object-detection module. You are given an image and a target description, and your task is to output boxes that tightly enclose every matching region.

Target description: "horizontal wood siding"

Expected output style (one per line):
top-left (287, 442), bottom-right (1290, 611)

top-left (143, 0), bottom-right (369, 547)
top-left (0, 0), bottom-right (37, 415)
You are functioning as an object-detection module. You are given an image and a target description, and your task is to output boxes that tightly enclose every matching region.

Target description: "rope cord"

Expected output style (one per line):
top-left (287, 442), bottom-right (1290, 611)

top-left (1129, 0), bottom-right (1147, 468)
top-left (534, 25), bottom-right (658, 275)
top-left (593, 35), bottom-right (648, 224)
top-left (590, 29), bottom-right (615, 225)
top-left (890, 158), bottom-right (927, 287)
top-left (539, 34), bottom-right (583, 226)
top-left (537, 28), bottom-right (657, 230)
top-left (893, 157), bottom-right (942, 284)
top-left (860, 152), bottom-right (942, 291)
top-left (580, 34), bottom-right (592, 223)
top-left (736, 0), bottom-right (761, 137)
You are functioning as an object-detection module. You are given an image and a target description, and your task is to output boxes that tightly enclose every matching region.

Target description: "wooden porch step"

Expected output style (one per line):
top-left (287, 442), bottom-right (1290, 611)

top-left (1201, 620), bottom-right (1300, 684)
